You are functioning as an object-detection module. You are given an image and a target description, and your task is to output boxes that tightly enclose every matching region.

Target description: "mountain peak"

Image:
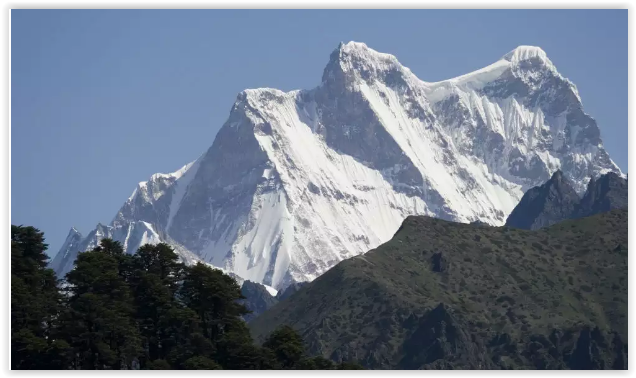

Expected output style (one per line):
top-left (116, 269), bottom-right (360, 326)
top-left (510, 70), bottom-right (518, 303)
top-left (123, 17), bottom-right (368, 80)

top-left (322, 41), bottom-right (404, 83)
top-left (338, 40), bottom-right (365, 51)
top-left (334, 41), bottom-right (373, 55)
top-left (502, 45), bottom-right (551, 65)
top-left (65, 227), bottom-right (82, 240)
top-left (49, 226), bottom-right (85, 275)
top-left (338, 40), bottom-right (401, 65)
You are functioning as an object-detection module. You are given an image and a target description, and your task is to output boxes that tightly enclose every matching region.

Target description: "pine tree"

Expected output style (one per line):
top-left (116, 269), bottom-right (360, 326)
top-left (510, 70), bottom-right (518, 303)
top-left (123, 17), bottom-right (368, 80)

top-left (176, 263), bottom-right (264, 369)
top-left (61, 239), bottom-right (142, 369)
top-left (127, 244), bottom-right (185, 367)
top-left (11, 225), bottom-right (71, 369)
top-left (145, 359), bottom-right (171, 370)
top-left (11, 226), bottom-right (363, 370)
top-left (183, 356), bottom-right (222, 370)
top-left (260, 325), bottom-right (365, 370)
top-left (160, 307), bottom-right (205, 369)
top-left (132, 243), bottom-right (184, 290)
top-left (296, 356), bottom-right (336, 370)
top-left (336, 361), bottom-right (365, 370)
top-left (262, 325), bottom-right (305, 369)
top-left (178, 263), bottom-right (249, 343)
top-left (215, 318), bottom-right (279, 369)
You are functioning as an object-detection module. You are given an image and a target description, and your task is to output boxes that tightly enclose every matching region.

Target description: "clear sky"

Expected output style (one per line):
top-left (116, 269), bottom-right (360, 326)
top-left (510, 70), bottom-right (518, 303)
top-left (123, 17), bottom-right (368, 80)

top-left (11, 9), bottom-right (627, 256)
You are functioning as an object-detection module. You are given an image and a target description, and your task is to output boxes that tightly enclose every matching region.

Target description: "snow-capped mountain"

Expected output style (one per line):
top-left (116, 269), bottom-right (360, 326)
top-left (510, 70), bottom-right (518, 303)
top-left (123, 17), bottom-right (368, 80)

top-left (50, 42), bottom-right (622, 290)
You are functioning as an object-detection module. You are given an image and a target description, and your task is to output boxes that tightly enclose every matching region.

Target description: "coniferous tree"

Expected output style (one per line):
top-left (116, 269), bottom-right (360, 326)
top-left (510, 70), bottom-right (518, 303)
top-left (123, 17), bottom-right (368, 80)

top-left (178, 263), bottom-right (249, 343)
top-left (183, 356), bottom-right (222, 370)
top-left (262, 325), bottom-right (365, 370)
top-left (296, 356), bottom-right (336, 370)
top-left (61, 239), bottom-right (141, 369)
top-left (11, 227), bottom-right (364, 370)
top-left (127, 243), bottom-right (185, 367)
top-left (160, 307), bottom-right (205, 369)
top-left (11, 225), bottom-right (70, 369)
top-left (262, 325), bottom-right (305, 369)
top-left (177, 263), bottom-right (264, 369)
top-left (215, 318), bottom-right (279, 369)
top-left (336, 361), bottom-right (365, 370)
top-left (145, 359), bottom-right (171, 370)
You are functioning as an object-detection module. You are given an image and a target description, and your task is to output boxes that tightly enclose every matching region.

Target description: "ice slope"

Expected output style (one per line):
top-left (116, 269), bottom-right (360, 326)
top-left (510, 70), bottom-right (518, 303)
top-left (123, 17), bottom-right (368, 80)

top-left (51, 42), bottom-right (622, 290)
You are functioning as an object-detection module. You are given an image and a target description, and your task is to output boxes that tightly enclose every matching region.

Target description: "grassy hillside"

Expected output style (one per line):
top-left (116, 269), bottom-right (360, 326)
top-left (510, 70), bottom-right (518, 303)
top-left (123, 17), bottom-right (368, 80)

top-left (250, 209), bottom-right (628, 369)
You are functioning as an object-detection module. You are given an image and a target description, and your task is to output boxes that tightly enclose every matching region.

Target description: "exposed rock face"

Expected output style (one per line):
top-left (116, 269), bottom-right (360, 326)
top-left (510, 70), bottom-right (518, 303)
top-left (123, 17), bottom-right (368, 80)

top-left (506, 171), bottom-right (627, 230)
top-left (505, 170), bottom-right (580, 230)
top-left (240, 280), bottom-right (279, 323)
top-left (275, 282), bottom-right (309, 301)
top-left (575, 172), bottom-right (628, 218)
top-left (400, 303), bottom-right (486, 369)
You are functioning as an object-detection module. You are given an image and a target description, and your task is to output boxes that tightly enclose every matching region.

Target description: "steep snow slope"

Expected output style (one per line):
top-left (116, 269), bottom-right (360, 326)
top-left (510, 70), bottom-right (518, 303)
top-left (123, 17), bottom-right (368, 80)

top-left (51, 42), bottom-right (622, 290)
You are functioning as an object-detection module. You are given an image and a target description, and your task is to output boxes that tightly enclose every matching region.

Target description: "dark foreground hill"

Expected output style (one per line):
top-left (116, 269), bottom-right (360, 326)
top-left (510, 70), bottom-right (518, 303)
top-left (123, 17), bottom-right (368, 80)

top-left (240, 281), bottom-right (309, 322)
top-left (250, 209), bottom-right (628, 369)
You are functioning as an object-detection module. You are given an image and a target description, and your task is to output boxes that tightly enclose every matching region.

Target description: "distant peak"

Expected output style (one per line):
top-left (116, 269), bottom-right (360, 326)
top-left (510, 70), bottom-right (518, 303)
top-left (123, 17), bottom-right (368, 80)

top-left (502, 45), bottom-right (547, 61)
top-left (65, 227), bottom-right (82, 239)
top-left (339, 41), bottom-right (370, 53)
top-left (502, 45), bottom-right (553, 67)
top-left (337, 41), bottom-right (398, 62)
top-left (323, 40), bottom-right (405, 83)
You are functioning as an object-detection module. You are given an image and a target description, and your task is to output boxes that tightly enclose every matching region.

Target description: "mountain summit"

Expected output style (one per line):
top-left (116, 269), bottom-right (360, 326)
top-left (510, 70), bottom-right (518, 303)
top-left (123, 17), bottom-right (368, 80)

top-left (51, 42), bottom-right (622, 289)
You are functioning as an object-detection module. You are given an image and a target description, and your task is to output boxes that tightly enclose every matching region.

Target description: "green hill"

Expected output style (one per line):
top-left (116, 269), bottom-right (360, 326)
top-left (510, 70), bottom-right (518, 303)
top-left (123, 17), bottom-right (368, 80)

top-left (250, 209), bottom-right (628, 369)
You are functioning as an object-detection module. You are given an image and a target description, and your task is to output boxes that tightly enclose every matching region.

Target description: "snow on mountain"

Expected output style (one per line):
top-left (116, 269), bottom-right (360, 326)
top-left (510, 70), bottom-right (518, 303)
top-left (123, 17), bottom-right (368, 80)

top-left (50, 227), bottom-right (83, 275)
top-left (50, 41), bottom-right (622, 290)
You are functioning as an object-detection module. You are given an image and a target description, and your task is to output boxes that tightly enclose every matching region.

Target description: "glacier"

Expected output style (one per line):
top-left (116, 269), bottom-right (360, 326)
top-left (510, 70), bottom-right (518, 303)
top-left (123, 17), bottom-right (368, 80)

top-left (50, 41), bottom-right (622, 290)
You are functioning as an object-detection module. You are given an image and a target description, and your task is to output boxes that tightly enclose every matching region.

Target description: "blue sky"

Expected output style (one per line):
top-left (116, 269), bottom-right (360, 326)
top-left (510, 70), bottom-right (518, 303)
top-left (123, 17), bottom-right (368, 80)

top-left (11, 9), bottom-right (627, 256)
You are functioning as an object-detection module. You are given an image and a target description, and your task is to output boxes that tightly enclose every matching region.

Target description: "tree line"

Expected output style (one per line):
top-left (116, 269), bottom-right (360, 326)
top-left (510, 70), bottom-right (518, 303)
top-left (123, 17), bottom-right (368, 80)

top-left (11, 225), bottom-right (363, 370)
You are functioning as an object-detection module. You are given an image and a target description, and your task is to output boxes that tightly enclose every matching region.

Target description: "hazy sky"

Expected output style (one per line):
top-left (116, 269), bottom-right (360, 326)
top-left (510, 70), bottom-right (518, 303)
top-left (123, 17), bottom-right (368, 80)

top-left (11, 9), bottom-right (627, 256)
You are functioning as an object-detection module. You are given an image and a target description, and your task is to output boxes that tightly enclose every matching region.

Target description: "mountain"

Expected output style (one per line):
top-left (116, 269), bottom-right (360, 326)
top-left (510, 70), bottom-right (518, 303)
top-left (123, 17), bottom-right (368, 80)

top-left (276, 282), bottom-right (309, 301)
top-left (51, 42), bottom-right (622, 290)
top-left (505, 171), bottom-right (627, 230)
top-left (575, 172), bottom-right (628, 218)
top-left (504, 170), bottom-right (580, 230)
top-left (238, 281), bottom-right (310, 322)
top-left (238, 280), bottom-right (307, 323)
top-left (249, 209), bottom-right (628, 369)
top-left (240, 280), bottom-right (279, 323)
